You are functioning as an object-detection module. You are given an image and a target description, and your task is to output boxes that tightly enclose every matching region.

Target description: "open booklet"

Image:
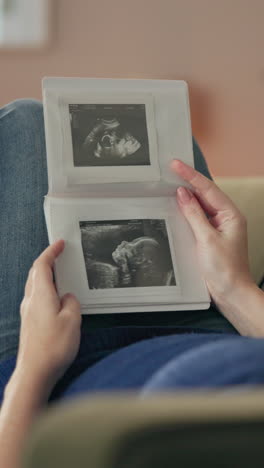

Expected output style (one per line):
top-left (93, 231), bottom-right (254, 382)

top-left (42, 77), bottom-right (210, 314)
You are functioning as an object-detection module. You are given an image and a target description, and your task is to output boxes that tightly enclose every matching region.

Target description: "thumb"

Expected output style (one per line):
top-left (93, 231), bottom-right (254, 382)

top-left (60, 293), bottom-right (81, 316)
top-left (176, 187), bottom-right (214, 242)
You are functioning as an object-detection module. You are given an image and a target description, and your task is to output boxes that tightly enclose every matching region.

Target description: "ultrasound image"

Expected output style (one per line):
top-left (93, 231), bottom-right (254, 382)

top-left (69, 104), bottom-right (151, 167)
top-left (79, 219), bottom-right (176, 289)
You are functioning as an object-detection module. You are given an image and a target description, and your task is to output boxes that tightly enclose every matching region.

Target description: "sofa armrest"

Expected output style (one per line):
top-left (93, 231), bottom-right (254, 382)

top-left (215, 177), bottom-right (264, 284)
top-left (23, 391), bottom-right (264, 468)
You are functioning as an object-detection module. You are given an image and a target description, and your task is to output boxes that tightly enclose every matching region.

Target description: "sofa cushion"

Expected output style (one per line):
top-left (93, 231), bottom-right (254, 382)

top-left (215, 177), bottom-right (264, 285)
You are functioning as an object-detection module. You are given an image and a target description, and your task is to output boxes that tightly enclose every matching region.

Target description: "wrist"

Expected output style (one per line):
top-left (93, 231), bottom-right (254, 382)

top-left (215, 278), bottom-right (256, 311)
top-left (5, 365), bottom-right (55, 405)
top-left (215, 280), bottom-right (264, 337)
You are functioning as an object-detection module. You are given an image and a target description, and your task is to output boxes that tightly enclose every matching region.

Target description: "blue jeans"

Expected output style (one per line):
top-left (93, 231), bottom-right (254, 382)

top-left (2, 99), bottom-right (256, 402)
top-left (61, 333), bottom-right (264, 401)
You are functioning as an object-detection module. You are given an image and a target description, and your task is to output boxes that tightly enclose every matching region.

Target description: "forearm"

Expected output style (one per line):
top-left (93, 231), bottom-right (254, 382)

top-left (216, 283), bottom-right (264, 337)
top-left (0, 368), bottom-right (51, 468)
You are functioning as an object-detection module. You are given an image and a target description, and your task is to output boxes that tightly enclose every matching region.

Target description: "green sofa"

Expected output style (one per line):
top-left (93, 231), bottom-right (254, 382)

top-left (215, 177), bottom-right (264, 285)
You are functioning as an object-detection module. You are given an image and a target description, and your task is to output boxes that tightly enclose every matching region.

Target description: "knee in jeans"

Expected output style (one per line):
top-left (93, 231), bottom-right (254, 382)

top-left (8, 98), bottom-right (43, 122)
top-left (1, 99), bottom-right (44, 132)
top-left (0, 99), bottom-right (46, 159)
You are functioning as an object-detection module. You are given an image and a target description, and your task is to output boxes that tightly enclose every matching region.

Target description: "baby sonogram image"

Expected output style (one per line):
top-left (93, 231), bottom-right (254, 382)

top-left (69, 103), bottom-right (151, 167)
top-left (79, 219), bottom-right (176, 289)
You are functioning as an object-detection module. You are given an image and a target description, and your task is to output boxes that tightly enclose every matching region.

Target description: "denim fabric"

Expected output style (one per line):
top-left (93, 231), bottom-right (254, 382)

top-left (193, 137), bottom-right (211, 180)
top-left (0, 99), bottom-right (242, 404)
top-left (141, 335), bottom-right (264, 394)
top-left (61, 332), bottom-right (230, 400)
top-left (0, 99), bottom-right (49, 361)
top-left (0, 326), bottom-right (229, 403)
top-left (58, 333), bottom-right (264, 401)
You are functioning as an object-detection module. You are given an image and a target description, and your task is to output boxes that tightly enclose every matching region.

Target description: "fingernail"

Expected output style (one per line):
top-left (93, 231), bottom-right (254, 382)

top-left (177, 187), bottom-right (193, 204)
top-left (170, 159), bottom-right (181, 169)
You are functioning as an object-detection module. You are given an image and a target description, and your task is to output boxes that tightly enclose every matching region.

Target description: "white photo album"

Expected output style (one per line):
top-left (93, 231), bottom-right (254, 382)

top-left (42, 77), bottom-right (210, 314)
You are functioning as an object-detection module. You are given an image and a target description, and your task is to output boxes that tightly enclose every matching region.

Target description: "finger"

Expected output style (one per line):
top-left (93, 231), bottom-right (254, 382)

top-left (60, 293), bottom-right (81, 319)
top-left (30, 240), bottom-right (65, 288)
top-left (176, 187), bottom-right (215, 242)
top-left (34, 239), bottom-right (65, 269)
top-left (24, 240), bottom-right (64, 299)
top-left (29, 268), bottom-right (65, 320)
top-left (171, 160), bottom-right (237, 214)
top-left (192, 190), bottom-right (217, 217)
top-left (61, 293), bottom-right (80, 309)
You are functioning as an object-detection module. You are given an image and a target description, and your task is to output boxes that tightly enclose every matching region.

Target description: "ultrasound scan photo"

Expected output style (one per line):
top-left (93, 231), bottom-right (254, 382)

top-left (79, 219), bottom-right (176, 289)
top-left (69, 103), bottom-right (151, 167)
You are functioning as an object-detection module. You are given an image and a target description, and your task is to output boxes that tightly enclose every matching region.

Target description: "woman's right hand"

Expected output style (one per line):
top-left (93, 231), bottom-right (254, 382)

top-left (171, 160), bottom-right (253, 306)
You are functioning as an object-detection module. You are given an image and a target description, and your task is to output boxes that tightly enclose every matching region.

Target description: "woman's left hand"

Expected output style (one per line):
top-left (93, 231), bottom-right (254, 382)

top-left (14, 240), bottom-right (81, 393)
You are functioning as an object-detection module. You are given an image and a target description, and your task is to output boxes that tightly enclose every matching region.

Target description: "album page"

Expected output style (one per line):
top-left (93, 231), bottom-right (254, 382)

top-left (44, 196), bottom-right (210, 314)
top-left (42, 77), bottom-right (194, 196)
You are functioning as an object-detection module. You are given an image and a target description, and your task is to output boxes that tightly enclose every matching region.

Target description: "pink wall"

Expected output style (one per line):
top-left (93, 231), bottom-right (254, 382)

top-left (0, 0), bottom-right (263, 176)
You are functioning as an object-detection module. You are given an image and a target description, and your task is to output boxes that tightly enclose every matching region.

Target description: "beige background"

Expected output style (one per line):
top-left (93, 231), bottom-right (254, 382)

top-left (0, 0), bottom-right (263, 176)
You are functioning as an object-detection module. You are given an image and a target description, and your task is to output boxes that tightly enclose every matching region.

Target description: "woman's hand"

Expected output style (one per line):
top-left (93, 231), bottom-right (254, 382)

top-left (14, 239), bottom-right (81, 393)
top-left (0, 240), bottom-right (81, 468)
top-left (171, 160), bottom-right (253, 305)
